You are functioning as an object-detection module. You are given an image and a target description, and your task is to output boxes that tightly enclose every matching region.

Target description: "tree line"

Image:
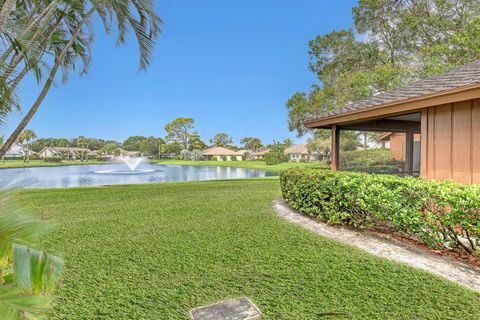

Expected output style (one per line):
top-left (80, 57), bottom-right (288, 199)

top-left (287, 0), bottom-right (480, 150)
top-left (8, 117), bottom-right (293, 160)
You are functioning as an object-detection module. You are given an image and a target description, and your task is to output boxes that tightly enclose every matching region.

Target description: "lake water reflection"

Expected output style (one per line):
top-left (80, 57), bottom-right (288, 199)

top-left (0, 163), bottom-right (274, 189)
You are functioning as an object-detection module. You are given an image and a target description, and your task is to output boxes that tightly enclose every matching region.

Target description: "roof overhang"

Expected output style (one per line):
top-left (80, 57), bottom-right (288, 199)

top-left (304, 83), bottom-right (480, 129)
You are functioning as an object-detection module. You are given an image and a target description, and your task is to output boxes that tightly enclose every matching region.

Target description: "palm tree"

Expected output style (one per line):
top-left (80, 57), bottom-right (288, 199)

top-left (16, 131), bottom-right (26, 162)
top-left (22, 129), bottom-right (36, 163)
top-left (76, 136), bottom-right (90, 162)
top-left (0, 1), bottom-right (162, 157)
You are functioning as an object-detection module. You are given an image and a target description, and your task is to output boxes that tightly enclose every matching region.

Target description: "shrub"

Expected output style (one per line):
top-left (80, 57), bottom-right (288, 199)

top-left (43, 157), bottom-right (62, 163)
top-left (189, 150), bottom-right (203, 161)
top-left (179, 149), bottom-right (190, 160)
top-left (339, 149), bottom-right (404, 172)
top-left (221, 155), bottom-right (227, 161)
top-left (280, 168), bottom-right (480, 255)
top-left (210, 156), bottom-right (217, 161)
top-left (179, 149), bottom-right (203, 161)
top-left (231, 156), bottom-right (237, 161)
top-left (264, 151), bottom-right (288, 165)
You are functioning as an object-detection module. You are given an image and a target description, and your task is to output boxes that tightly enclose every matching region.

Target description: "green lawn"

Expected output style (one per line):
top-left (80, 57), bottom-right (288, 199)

top-left (0, 159), bottom-right (105, 169)
top-left (153, 159), bottom-right (326, 172)
top-left (21, 180), bottom-right (480, 319)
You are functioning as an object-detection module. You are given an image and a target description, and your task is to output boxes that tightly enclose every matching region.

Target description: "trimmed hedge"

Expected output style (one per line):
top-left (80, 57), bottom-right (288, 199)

top-left (280, 168), bottom-right (480, 255)
top-left (43, 157), bottom-right (63, 163)
top-left (340, 149), bottom-right (404, 173)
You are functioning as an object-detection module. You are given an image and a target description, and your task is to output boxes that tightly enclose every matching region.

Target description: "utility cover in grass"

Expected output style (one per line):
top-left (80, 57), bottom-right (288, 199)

top-left (190, 297), bottom-right (261, 320)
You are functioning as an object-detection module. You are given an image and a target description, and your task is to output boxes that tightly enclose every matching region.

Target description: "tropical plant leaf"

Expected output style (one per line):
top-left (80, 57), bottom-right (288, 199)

top-left (12, 244), bottom-right (64, 295)
top-left (0, 285), bottom-right (49, 320)
top-left (0, 192), bottom-right (52, 266)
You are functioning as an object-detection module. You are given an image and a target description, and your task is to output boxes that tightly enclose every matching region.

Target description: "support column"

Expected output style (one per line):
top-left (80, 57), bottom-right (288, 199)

top-left (405, 131), bottom-right (414, 175)
top-left (331, 125), bottom-right (340, 171)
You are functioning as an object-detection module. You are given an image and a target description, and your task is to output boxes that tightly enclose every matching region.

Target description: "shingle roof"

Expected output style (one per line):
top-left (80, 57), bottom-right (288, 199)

top-left (202, 147), bottom-right (238, 156)
top-left (284, 144), bottom-right (308, 155)
top-left (307, 60), bottom-right (480, 122)
top-left (255, 149), bottom-right (271, 156)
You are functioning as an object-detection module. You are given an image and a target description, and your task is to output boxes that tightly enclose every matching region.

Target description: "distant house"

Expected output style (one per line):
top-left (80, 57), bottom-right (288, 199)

top-left (284, 144), bottom-right (320, 162)
top-left (235, 149), bottom-right (249, 159)
top-left (120, 150), bottom-right (141, 157)
top-left (39, 147), bottom-right (96, 160)
top-left (5, 143), bottom-right (37, 158)
top-left (202, 147), bottom-right (242, 161)
top-left (254, 149), bottom-right (270, 160)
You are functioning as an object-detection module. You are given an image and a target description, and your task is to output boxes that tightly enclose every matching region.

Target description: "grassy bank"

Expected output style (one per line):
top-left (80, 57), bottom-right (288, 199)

top-left (153, 159), bottom-right (325, 172)
top-left (20, 180), bottom-right (480, 319)
top-left (0, 159), bottom-right (106, 169)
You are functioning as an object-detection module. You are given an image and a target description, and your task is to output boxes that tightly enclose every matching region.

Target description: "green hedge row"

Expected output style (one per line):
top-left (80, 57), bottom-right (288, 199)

top-left (339, 149), bottom-right (404, 172)
top-left (43, 157), bottom-right (62, 163)
top-left (280, 168), bottom-right (480, 256)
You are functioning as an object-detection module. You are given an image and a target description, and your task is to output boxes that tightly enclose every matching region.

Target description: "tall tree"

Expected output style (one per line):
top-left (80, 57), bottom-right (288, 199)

top-left (139, 137), bottom-right (165, 157)
top-left (76, 136), bottom-right (90, 162)
top-left (209, 133), bottom-right (233, 148)
top-left (0, 0), bottom-right (162, 157)
top-left (18, 129), bottom-right (36, 162)
top-left (123, 136), bottom-right (147, 151)
top-left (98, 143), bottom-right (121, 157)
top-left (286, 0), bottom-right (480, 137)
top-left (164, 118), bottom-right (198, 151)
top-left (240, 137), bottom-right (263, 152)
top-left (16, 131), bottom-right (25, 161)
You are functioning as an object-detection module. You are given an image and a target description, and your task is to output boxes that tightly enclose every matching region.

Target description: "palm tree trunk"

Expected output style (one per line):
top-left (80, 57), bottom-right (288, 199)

top-left (26, 140), bottom-right (29, 163)
top-left (0, 0), bottom-right (16, 32)
top-left (0, 9), bottom-right (94, 158)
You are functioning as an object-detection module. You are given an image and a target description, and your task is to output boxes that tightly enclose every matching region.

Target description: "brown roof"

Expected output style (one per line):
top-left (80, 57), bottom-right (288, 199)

top-left (235, 149), bottom-right (249, 156)
top-left (284, 144), bottom-right (308, 155)
top-left (255, 149), bottom-right (271, 156)
top-left (40, 146), bottom-right (95, 155)
top-left (305, 60), bottom-right (480, 125)
top-left (202, 147), bottom-right (238, 156)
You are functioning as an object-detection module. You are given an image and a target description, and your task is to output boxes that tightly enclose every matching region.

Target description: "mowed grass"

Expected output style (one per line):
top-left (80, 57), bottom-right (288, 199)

top-left (154, 159), bottom-right (326, 172)
top-left (20, 180), bottom-right (480, 319)
top-left (0, 159), bottom-right (105, 169)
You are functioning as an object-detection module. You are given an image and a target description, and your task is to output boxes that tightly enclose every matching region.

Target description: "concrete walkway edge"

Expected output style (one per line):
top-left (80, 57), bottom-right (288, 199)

top-left (273, 198), bottom-right (480, 292)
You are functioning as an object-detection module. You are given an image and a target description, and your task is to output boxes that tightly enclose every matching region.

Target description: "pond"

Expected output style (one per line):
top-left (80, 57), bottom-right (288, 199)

top-left (0, 163), bottom-right (274, 189)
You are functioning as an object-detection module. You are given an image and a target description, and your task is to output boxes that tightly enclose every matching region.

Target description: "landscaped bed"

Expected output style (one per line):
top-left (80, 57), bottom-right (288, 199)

top-left (21, 179), bottom-right (480, 319)
top-left (280, 168), bottom-right (480, 261)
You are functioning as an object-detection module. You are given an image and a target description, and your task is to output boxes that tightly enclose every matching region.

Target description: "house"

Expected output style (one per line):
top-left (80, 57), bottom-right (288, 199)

top-left (235, 150), bottom-right (250, 160)
top-left (122, 150), bottom-right (141, 157)
top-left (304, 60), bottom-right (480, 184)
top-left (254, 149), bottom-right (270, 160)
top-left (39, 147), bottom-right (96, 160)
top-left (4, 143), bottom-right (37, 158)
top-left (202, 147), bottom-right (242, 161)
top-left (284, 144), bottom-right (320, 162)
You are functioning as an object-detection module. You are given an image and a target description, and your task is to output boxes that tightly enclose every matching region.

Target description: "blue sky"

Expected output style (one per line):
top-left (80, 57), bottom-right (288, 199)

top-left (4, 0), bottom-right (358, 145)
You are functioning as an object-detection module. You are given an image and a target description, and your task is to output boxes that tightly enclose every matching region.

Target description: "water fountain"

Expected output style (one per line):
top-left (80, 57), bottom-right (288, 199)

top-left (94, 156), bottom-right (156, 174)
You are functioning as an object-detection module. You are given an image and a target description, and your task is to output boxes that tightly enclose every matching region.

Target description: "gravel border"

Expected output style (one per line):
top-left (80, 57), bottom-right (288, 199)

top-left (273, 199), bottom-right (480, 292)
